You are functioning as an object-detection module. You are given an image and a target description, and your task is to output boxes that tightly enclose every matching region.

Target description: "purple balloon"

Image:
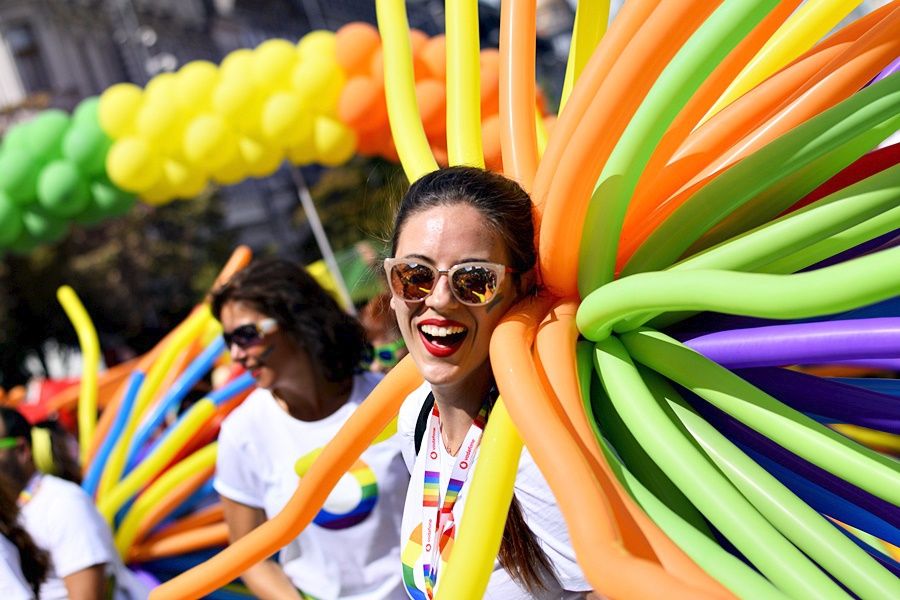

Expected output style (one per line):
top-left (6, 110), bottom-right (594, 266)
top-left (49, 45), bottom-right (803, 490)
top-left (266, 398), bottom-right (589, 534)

top-left (683, 318), bottom-right (900, 368)
top-left (873, 58), bottom-right (900, 84)
top-left (735, 367), bottom-right (900, 433)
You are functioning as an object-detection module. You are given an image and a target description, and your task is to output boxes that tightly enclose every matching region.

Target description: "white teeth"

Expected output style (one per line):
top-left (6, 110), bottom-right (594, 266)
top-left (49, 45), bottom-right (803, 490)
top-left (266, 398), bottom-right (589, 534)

top-left (419, 324), bottom-right (466, 337)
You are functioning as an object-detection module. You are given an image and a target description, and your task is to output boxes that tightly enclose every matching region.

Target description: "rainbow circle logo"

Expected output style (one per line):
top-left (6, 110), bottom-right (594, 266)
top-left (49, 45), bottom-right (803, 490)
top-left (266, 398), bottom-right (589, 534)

top-left (295, 451), bottom-right (379, 530)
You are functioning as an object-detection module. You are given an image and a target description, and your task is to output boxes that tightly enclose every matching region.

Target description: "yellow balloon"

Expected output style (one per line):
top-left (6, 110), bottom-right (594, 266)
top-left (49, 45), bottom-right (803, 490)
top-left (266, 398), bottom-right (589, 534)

top-left (106, 137), bottom-right (162, 193)
top-left (286, 138), bottom-right (317, 166)
top-left (98, 83), bottom-right (143, 139)
top-left (239, 136), bottom-right (284, 178)
top-left (176, 60), bottom-right (220, 114)
top-left (135, 100), bottom-right (184, 154)
top-left (220, 48), bottom-right (255, 81)
top-left (253, 39), bottom-right (299, 91)
top-left (162, 158), bottom-right (207, 199)
top-left (212, 78), bottom-right (262, 135)
top-left (313, 115), bottom-right (357, 166)
top-left (292, 59), bottom-right (346, 114)
top-left (261, 91), bottom-right (314, 147)
top-left (183, 114), bottom-right (238, 171)
top-left (297, 30), bottom-right (337, 62)
top-left (209, 148), bottom-right (249, 185)
top-left (143, 72), bottom-right (179, 107)
top-left (140, 178), bottom-right (177, 206)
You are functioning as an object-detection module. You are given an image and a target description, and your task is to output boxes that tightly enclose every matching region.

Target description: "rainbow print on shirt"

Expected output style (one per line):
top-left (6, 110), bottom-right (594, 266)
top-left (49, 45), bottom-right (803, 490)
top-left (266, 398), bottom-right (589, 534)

top-left (295, 450), bottom-right (379, 530)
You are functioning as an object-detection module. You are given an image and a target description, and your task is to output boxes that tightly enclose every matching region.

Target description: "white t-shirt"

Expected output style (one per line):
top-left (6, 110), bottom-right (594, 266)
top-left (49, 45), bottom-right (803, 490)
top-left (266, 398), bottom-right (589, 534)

top-left (397, 382), bottom-right (591, 600)
top-left (0, 533), bottom-right (33, 600)
top-left (18, 474), bottom-right (148, 600)
top-left (214, 372), bottom-right (409, 600)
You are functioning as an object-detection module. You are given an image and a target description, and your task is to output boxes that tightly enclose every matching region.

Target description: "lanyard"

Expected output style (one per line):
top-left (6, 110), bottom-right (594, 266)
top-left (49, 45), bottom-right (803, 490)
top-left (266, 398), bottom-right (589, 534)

top-left (17, 473), bottom-right (42, 508)
top-left (421, 399), bottom-right (489, 598)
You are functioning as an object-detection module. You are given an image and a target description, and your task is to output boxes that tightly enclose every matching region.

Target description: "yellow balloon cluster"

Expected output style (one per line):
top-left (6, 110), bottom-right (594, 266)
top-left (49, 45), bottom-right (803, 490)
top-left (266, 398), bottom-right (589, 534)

top-left (99, 32), bottom-right (356, 205)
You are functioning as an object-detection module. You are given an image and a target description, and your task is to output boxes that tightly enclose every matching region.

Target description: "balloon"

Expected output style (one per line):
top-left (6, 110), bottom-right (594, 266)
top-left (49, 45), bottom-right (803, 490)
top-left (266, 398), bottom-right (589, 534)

top-left (260, 92), bottom-right (314, 147)
top-left (220, 48), bottom-right (254, 81)
top-left (37, 160), bottom-right (91, 218)
top-left (99, 83), bottom-right (143, 138)
top-left (162, 159), bottom-right (207, 199)
top-left (286, 139), bottom-right (316, 166)
top-left (209, 149), bottom-right (249, 186)
top-left (312, 116), bottom-right (356, 166)
top-left (239, 136), bottom-right (283, 178)
top-left (27, 110), bottom-right (70, 161)
top-left (106, 137), bottom-right (163, 193)
top-left (479, 48), bottom-right (500, 118)
top-left (337, 76), bottom-right (388, 133)
top-left (481, 113), bottom-right (502, 172)
top-left (253, 39), bottom-right (299, 91)
top-left (0, 149), bottom-right (39, 205)
top-left (414, 79), bottom-right (446, 139)
top-left (140, 177), bottom-right (177, 206)
top-left (444, 1), bottom-right (482, 167)
top-left (22, 206), bottom-right (68, 243)
top-left (183, 114), bottom-right (238, 171)
top-left (375, 0), bottom-right (437, 181)
top-left (335, 22), bottom-right (382, 78)
top-left (292, 59), bottom-right (345, 114)
top-left (6, 230), bottom-right (39, 255)
top-left (62, 122), bottom-right (112, 175)
top-left (73, 96), bottom-right (100, 125)
top-left (3, 121), bottom-right (32, 151)
top-left (211, 77), bottom-right (261, 135)
top-left (421, 34), bottom-right (446, 80)
top-left (0, 192), bottom-right (23, 245)
top-left (498, 3), bottom-right (538, 187)
top-left (136, 100), bottom-right (185, 155)
top-left (176, 61), bottom-right (220, 114)
top-left (297, 30), bottom-right (336, 62)
top-left (90, 178), bottom-right (136, 216)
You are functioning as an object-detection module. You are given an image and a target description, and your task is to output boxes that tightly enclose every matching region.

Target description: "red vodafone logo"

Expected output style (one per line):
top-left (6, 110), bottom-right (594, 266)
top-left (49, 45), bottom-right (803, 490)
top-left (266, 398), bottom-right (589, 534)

top-left (425, 543), bottom-right (432, 551)
top-left (430, 451), bottom-right (438, 459)
top-left (459, 461), bottom-right (468, 469)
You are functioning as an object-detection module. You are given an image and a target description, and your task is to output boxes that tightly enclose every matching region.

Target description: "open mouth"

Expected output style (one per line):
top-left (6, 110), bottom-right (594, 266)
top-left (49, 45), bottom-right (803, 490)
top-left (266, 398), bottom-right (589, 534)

top-left (418, 323), bottom-right (468, 357)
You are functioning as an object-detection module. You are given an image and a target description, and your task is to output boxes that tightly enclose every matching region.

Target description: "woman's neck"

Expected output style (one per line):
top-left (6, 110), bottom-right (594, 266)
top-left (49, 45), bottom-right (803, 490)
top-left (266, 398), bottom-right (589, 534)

top-left (431, 367), bottom-right (493, 455)
top-left (273, 376), bottom-right (353, 422)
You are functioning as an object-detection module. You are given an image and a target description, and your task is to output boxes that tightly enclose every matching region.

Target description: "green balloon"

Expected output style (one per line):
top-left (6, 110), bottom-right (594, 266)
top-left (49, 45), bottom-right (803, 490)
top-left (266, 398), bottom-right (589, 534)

top-left (22, 206), bottom-right (69, 243)
top-left (27, 110), bottom-right (71, 161)
top-left (7, 230), bottom-right (39, 255)
top-left (37, 160), bottom-right (90, 218)
top-left (90, 179), bottom-right (136, 216)
top-left (0, 191), bottom-right (24, 245)
top-left (0, 149), bottom-right (39, 205)
top-left (2, 121), bottom-right (32, 152)
top-left (73, 97), bottom-right (101, 125)
top-left (62, 122), bottom-right (112, 176)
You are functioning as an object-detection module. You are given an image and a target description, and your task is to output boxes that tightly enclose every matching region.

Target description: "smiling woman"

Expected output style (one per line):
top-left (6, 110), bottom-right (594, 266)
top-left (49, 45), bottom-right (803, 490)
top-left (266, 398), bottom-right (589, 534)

top-left (386, 167), bottom-right (594, 600)
top-left (209, 259), bottom-right (410, 599)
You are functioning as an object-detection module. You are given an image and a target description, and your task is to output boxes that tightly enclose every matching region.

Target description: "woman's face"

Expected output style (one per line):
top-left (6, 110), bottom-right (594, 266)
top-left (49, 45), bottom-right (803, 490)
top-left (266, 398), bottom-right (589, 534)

top-left (219, 300), bottom-right (312, 391)
top-left (390, 203), bottom-right (518, 390)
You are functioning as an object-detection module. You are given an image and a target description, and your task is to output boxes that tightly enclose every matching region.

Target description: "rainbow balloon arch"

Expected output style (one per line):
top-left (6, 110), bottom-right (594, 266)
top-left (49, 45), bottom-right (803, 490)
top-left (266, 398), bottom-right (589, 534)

top-left (20, 0), bottom-right (900, 598)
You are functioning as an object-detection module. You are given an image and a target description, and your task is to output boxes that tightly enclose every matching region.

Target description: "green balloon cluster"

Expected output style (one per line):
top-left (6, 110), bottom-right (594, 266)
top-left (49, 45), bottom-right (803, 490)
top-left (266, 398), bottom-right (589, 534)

top-left (0, 97), bottom-right (135, 254)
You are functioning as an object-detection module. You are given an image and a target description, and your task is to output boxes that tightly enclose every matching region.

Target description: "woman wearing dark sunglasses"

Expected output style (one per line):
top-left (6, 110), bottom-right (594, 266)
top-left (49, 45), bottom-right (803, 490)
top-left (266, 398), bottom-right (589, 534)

top-left (386, 167), bottom-right (593, 599)
top-left (210, 260), bottom-right (409, 600)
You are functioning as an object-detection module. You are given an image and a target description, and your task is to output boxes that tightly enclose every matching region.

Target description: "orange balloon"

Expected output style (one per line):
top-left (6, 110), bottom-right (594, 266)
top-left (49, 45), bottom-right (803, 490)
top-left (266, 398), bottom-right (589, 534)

top-left (415, 78), bottom-right (447, 139)
top-left (131, 523), bottom-right (228, 562)
top-left (421, 34), bottom-right (447, 80)
top-left (490, 297), bottom-right (732, 599)
top-left (481, 113), bottom-right (502, 173)
top-left (499, 0), bottom-right (538, 190)
top-left (542, 115), bottom-right (557, 137)
top-left (335, 22), bottom-right (382, 78)
top-left (479, 48), bottom-right (501, 117)
top-left (369, 47), bottom-right (384, 86)
top-left (409, 28), bottom-right (430, 80)
top-left (149, 357), bottom-right (423, 599)
top-left (533, 0), bottom-right (720, 298)
top-left (431, 144), bottom-right (449, 168)
top-left (338, 76), bottom-right (388, 134)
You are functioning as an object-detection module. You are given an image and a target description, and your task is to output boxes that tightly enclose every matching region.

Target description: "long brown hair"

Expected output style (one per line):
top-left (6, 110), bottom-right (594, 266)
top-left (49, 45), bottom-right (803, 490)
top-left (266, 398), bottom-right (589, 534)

top-left (0, 471), bottom-right (50, 596)
top-left (394, 167), bottom-right (554, 592)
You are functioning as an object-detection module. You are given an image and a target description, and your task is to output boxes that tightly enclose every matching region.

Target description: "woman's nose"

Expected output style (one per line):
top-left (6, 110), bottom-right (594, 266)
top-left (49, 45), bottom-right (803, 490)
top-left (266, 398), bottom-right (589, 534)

top-left (424, 272), bottom-right (457, 308)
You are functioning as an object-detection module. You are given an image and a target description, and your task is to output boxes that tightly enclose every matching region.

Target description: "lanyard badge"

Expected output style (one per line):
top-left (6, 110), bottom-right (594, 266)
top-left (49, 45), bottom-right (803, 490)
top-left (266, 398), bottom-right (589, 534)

top-left (421, 400), bottom-right (489, 598)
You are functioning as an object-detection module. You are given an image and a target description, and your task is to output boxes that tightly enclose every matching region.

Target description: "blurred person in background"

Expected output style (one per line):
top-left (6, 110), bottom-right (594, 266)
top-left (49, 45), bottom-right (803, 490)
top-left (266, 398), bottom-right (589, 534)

top-left (360, 292), bottom-right (408, 374)
top-left (211, 258), bottom-right (409, 599)
top-left (1, 470), bottom-right (49, 599)
top-left (0, 407), bottom-right (148, 600)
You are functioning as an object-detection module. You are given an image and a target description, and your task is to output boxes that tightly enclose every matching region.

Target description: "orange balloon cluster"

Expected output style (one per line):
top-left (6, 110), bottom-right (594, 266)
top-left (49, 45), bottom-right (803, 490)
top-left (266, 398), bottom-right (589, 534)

top-left (335, 22), bottom-right (546, 171)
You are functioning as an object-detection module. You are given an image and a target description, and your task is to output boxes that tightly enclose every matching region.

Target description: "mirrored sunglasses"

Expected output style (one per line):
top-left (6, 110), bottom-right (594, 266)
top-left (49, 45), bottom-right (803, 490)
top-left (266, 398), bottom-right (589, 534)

top-left (222, 318), bottom-right (278, 349)
top-left (384, 258), bottom-right (513, 306)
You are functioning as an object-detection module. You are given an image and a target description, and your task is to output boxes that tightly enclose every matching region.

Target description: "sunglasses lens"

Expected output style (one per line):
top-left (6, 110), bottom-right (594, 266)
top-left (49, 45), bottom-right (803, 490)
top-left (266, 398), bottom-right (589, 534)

top-left (390, 263), bottom-right (435, 301)
top-left (224, 324), bottom-right (262, 348)
top-left (451, 265), bottom-right (499, 305)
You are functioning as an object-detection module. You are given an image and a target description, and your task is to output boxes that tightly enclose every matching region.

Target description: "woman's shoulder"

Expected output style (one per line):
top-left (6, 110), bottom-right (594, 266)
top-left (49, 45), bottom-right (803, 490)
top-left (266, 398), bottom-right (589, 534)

top-left (397, 380), bottom-right (433, 438)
